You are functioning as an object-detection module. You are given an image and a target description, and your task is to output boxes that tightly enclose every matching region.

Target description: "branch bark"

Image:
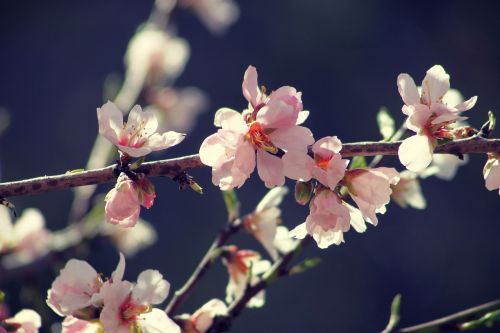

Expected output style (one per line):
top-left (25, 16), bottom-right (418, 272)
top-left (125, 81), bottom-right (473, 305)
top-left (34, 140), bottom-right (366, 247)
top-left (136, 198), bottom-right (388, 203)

top-left (1, 136), bottom-right (499, 198)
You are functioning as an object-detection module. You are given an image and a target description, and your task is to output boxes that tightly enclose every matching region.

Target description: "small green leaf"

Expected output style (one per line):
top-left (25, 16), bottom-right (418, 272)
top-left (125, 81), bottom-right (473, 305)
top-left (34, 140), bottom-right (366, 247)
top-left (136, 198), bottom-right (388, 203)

top-left (129, 156), bottom-right (145, 170)
top-left (222, 190), bottom-right (240, 222)
top-left (460, 309), bottom-right (500, 330)
top-left (488, 110), bottom-right (496, 133)
top-left (377, 107), bottom-right (396, 140)
top-left (66, 168), bottom-right (85, 174)
top-left (189, 181), bottom-right (203, 195)
top-left (0, 290), bottom-right (5, 303)
top-left (349, 156), bottom-right (367, 170)
top-left (289, 257), bottom-right (322, 275)
top-left (294, 181), bottom-right (313, 205)
top-left (381, 294), bottom-right (402, 333)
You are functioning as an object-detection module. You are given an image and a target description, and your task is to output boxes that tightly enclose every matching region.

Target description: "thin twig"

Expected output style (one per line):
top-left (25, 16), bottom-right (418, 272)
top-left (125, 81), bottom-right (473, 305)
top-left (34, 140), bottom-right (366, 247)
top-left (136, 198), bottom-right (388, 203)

top-left (396, 299), bottom-right (500, 332)
top-left (165, 221), bottom-right (242, 315)
top-left (1, 137), bottom-right (499, 198)
top-left (207, 237), bottom-right (312, 332)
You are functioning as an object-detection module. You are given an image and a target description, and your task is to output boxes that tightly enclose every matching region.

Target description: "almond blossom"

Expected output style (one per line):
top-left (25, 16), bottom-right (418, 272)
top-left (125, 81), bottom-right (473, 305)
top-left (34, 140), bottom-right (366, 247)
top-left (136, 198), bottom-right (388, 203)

top-left (243, 186), bottom-right (289, 260)
top-left (390, 170), bottom-right (426, 209)
top-left (99, 270), bottom-right (178, 333)
top-left (101, 219), bottom-right (158, 257)
top-left (289, 189), bottom-right (365, 249)
top-left (105, 173), bottom-right (156, 228)
top-left (2, 309), bottom-right (41, 333)
top-left (344, 167), bottom-right (400, 225)
top-left (199, 66), bottom-right (314, 189)
top-left (125, 26), bottom-right (189, 88)
top-left (97, 101), bottom-right (185, 158)
top-left (484, 154), bottom-right (500, 195)
top-left (0, 207), bottom-right (50, 269)
top-left (397, 65), bottom-right (477, 171)
top-left (61, 316), bottom-right (100, 333)
top-left (282, 136), bottom-right (349, 189)
top-left (419, 153), bottom-right (468, 181)
top-left (223, 246), bottom-right (271, 307)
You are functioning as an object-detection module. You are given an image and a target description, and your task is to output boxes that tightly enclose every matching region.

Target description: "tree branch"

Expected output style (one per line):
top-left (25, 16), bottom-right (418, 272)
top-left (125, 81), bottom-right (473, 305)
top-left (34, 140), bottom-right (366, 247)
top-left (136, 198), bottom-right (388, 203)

top-left (1, 136), bottom-right (499, 198)
top-left (165, 220), bottom-right (242, 315)
top-left (396, 299), bottom-right (500, 332)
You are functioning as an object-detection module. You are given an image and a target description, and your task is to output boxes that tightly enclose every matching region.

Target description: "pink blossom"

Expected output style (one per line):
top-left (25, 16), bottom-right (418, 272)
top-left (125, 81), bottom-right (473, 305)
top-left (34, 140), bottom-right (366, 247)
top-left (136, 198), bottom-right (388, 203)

top-left (190, 299), bottom-right (228, 333)
top-left (397, 65), bottom-right (477, 171)
top-left (282, 136), bottom-right (349, 189)
top-left (289, 189), bottom-right (364, 249)
top-left (243, 187), bottom-right (288, 260)
top-left (3, 309), bottom-right (41, 333)
top-left (105, 173), bottom-right (156, 228)
top-left (484, 155), bottom-right (500, 195)
top-left (47, 254), bottom-right (125, 318)
top-left (391, 170), bottom-right (426, 209)
top-left (223, 246), bottom-right (270, 307)
top-left (344, 167), bottom-right (400, 225)
top-left (105, 173), bottom-right (142, 228)
top-left (0, 208), bottom-right (50, 269)
top-left (99, 270), bottom-right (178, 333)
top-left (199, 66), bottom-right (314, 189)
top-left (97, 101), bottom-right (185, 158)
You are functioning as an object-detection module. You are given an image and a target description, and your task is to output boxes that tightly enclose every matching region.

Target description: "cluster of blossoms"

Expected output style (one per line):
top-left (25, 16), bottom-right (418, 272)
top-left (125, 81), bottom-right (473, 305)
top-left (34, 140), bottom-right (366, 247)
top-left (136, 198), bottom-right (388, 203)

top-left (97, 101), bottom-right (185, 228)
top-left (199, 66), bottom-right (403, 248)
top-left (46, 253), bottom-right (179, 333)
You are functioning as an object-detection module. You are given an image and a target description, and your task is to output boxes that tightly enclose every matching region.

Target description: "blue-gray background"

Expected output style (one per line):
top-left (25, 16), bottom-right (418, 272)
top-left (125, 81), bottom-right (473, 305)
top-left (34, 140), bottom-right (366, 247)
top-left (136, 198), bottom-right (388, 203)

top-left (0, 1), bottom-right (499, 332)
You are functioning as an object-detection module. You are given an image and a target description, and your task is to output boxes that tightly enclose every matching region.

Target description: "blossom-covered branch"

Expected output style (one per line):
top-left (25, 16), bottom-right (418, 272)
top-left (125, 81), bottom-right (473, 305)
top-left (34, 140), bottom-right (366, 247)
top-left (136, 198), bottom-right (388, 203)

top-left (0, 136), bottom-right (499, 198)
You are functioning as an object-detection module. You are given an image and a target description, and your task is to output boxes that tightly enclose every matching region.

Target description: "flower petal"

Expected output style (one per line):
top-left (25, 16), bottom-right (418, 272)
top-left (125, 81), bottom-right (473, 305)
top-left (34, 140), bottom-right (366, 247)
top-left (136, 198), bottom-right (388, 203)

top-left (147, 131), bottom-right (186, 152)
top-left (282, 151), bottom-right (314, 182)
top-left (398, 134), bottom-right (435, 172)
top-left (421, 65), bottom-right (450, 106)
top-left (242, 65), bottom-right (262, 108)
top-left (97, 101), bottom-right (124, 145)
top-left (270, 126), bottom-right (314, 152)
top-left (256, 150), bottom-right (285, 187)
top-left (397, 73), bottom-right (420, 105)
top-left (132, 269), bottom-right (170, 305)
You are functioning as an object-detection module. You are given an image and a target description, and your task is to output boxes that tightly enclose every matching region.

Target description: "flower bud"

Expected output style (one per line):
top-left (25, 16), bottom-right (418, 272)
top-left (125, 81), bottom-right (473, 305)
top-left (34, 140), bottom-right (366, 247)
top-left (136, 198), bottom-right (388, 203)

top-left (294, 181), bottom-right (313, 205)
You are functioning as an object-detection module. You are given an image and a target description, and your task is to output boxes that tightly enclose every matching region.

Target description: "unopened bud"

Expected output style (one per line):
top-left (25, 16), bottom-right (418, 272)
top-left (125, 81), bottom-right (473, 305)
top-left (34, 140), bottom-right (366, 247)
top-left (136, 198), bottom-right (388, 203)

top-left (294, 181), bottom-right (313, 205)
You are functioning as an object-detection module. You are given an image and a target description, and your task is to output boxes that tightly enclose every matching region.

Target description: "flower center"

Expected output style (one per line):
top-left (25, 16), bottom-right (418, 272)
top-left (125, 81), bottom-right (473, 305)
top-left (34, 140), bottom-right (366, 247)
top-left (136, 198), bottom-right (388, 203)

top-left (245, 122), bottom-right (278, 154)
top-left (119, 120), bottom-right (149, 148)
top-left (314, 154), bottom-right (331, 170)
top-left (120, 295), bottom-right (150, 324)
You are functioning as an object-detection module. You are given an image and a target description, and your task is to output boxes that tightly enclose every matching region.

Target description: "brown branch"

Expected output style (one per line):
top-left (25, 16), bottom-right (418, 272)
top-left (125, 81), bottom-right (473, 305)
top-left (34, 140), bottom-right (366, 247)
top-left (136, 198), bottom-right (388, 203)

top-left (1, 137), bottom-right (499, 198)
top-left (396, 299), bottom-right (500, 332)
top-left (207, 237), bottom-right (312, 333)
top-left (165, 221), bottom-right (241, 315)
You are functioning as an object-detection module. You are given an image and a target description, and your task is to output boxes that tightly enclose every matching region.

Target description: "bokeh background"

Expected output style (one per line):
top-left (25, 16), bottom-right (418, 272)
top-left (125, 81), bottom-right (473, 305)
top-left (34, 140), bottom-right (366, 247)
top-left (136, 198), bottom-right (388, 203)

top-left (1, 0), bottom-right (500, 332)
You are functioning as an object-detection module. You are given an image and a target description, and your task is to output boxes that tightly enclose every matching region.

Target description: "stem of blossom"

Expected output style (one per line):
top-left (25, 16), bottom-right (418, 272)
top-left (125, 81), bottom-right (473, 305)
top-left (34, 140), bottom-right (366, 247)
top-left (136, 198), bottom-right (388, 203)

top-left (208, 237), bottom-right (312, 333)
top-left (165, 220), bottom-right (242, 315)
top-left (1, 137), bottom-right (500, 198)
top-left (393, 299), bottom-right (500, 332)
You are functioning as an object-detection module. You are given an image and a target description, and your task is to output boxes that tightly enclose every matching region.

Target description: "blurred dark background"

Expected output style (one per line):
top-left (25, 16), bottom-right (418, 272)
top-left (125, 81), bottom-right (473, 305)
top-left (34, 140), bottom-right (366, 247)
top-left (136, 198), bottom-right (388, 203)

top-left (1, 0), bottom-right (500, 332)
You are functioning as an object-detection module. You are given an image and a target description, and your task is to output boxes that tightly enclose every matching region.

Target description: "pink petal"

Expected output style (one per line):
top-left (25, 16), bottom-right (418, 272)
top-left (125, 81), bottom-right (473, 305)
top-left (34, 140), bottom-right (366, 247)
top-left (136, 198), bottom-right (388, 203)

top-left (140, 309), bottom-right (180, 333)
top-left (213, 107), bottom-right (247, 132)
top-left (199, 132), bottom-right (229, 167)
top-left (97, 101), bottom-right (124, 145)
top-left (256, 150), bottom-right (285, 188)
top-left (398, 134), bottom-right (435, 172)
top-left (270, 126), bottom-right (314, 152)
top-left (405, 105), bottom-right (432, 132)
top-left (296, 111), bottom-right (310, 125)
top-left (454, 96), bottom-right (477, 112)
top-left (126, 105), bottom-right (158, 137)
top-left (397, 73), bottom-right (420, 105)
top-left (242, 65), bottom-right (262, 108)
top-left (312, 136), bottom-right (343, 155)
top-left (282, 151), bottom-right (314, 181)
top-left (234, 140), bottom-right (256, 176)
top-left (147, 131), bottom-right (186, 152)
top-left (485, 159), bottom-right (500, 191)
top-left (421, 65), bottom-right (450, 106)
top-left (132, 270), bottom-right (169, 305)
